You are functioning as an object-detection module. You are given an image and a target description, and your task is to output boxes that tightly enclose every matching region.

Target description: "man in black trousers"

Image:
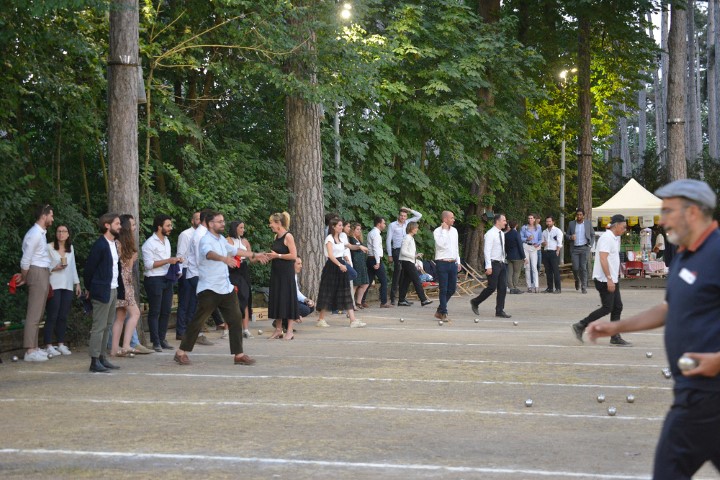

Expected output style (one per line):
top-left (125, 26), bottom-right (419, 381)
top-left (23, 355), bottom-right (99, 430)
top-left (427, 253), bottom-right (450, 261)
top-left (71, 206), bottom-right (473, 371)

top-left (470, 214), bottom-right (511, 318)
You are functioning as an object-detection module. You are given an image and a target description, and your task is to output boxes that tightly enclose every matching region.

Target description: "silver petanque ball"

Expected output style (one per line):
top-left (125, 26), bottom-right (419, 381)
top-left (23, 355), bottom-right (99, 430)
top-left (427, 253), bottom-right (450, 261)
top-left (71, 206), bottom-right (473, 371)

top-left (662, 368), bottom-right (672, 379)
top-left (597, 394), bottom-right (606, 403)
top-left (12, 355), bottom-right (19, 362)
top-left (607, 406), bottom-right (617, 416)
top-left (128, 353), bottom-right (135, 358)
top-left (677, 356), bottom-right (698, 372)
top-left (47, 353), bottom-right (53, 359)
top-left (474, 318), bottom-right (479, 323)
top-left (400, 318), bottom-right (405, 323)
top-left (257, 329), bottom-right (263, 335)
top-left (525, 399), bottom-right (533, 407)
top-left (626, 394), bottom-right (635, 403)
top-left (646, 351), bottom-right (653, 358)
top-left (513, 321), bottom-right (518, 326)
top-left (438, 320), bottom-right (443, 326)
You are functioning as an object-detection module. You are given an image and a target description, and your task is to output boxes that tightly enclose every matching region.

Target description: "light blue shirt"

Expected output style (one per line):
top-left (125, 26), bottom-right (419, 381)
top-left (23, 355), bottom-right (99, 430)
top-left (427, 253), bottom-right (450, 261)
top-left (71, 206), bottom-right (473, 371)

top-left (386, 209), bottom-right (422, 251)
top-left (520, 224), bottom-right (542, 246)
top-left (197, 231), bottom-right (237, 295)
top-left (574, 222), bottom-right (586, 246)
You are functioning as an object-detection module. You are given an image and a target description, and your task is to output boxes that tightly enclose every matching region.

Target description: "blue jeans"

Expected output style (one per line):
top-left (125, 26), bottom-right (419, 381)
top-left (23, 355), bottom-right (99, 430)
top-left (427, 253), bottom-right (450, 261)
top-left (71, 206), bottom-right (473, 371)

top-left (44, 288), bottom-right (73, 344)
top-left (364, 258), bottom-right (388, 305)
top-left (143, 276), bottom-right (173, 346)
top-left (436, 261), bottom-right (458, 315)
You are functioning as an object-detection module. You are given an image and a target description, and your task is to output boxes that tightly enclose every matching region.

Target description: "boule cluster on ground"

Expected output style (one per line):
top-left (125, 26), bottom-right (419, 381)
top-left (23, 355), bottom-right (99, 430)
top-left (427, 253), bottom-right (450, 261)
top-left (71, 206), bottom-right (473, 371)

top-left (1, 283), bottom-right (718, 479)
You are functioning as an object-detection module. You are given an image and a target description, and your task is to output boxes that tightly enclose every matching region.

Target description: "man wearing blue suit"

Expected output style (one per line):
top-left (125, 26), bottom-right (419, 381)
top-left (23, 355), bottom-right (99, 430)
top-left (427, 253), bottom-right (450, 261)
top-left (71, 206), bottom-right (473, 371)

top-left (84, 213), bottom-right (125, 373)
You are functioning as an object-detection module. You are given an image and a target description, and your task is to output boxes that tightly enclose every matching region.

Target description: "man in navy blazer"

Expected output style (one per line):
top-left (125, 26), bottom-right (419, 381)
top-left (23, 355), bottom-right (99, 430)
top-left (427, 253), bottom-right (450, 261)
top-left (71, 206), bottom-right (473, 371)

top-left (84, 213), bottom-right (125, 373)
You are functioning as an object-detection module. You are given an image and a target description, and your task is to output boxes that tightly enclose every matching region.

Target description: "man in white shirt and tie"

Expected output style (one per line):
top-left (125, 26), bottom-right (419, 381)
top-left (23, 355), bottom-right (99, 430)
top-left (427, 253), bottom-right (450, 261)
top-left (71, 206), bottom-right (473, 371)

top-left (433, 210), bottom-right (462, 320)
top-left (364, 216), bottom-right (391, 308)
top-left (541, 215), bottom-right (563, 294)
top-left (470, 214), bottom-right (511, 318)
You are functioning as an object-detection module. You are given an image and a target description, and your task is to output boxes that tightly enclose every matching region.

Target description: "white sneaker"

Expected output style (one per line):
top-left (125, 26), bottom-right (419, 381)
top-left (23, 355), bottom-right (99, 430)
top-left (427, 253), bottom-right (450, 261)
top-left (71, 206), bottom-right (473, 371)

top-left (24, 350), bottom-right (49, 362)
top-left (221, 329), bottom-right (229, 339)
top-left (242, 329), bottom-right (253, 339)
top-left (45, 345), bottom-right (61, 356)
top-left (349, 320), bottom-right (366, 328)
top-left (316, 319), bottom-right (330, 328)
top-left (57, 345), bottom-right (72, 355)
top-left (37, 349), bottom-right (49, 357)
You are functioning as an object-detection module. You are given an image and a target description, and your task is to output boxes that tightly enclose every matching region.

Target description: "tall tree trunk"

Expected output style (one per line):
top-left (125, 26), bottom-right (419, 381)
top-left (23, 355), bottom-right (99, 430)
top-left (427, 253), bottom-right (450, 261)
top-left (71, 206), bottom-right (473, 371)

top-left (708, 0), bottom-right (719, 160)
top-left (108, 0), bottom-right (143, 342)
top-left (464, 0), bottom-right (501, 271)
top-left (610, 128), bottom-right (623, 189)
top-left (619, 107), bottom-right (630, 177)
top-left (638, 85), bottom-right (647, 166)
top-left (108, 0), bottom-right (139, 218)
top-left (667, 1), bottom-right (688, 181)
top-left (650, 11), bottom-right (665, 161)
top-left (659, 5), bottom-right (670, 164)
top-left (685, 0), bottom-right (702, 169)
top-left (577, 14), bottom-right (593, 217)
top-left (286, 96), bottom-right (324, 299)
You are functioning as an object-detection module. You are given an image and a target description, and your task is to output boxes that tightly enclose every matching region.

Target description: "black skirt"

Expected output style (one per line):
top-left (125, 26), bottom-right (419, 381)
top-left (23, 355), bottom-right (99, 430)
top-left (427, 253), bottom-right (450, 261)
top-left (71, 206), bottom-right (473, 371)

top-left (316, 259), bottom-right (353, 311)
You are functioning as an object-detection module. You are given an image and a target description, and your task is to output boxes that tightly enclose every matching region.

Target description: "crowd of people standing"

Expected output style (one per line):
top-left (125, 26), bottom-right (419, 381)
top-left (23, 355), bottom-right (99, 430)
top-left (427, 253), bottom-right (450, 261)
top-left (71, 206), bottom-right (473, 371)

top-left (14, 200), bottom-right (680, 368)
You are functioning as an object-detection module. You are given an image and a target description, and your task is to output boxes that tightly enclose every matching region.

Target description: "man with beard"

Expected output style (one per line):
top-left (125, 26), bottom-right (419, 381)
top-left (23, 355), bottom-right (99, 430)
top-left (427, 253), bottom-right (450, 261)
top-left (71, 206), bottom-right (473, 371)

top-left (84, 213), bottom-right (125, 373)
top-left (174, 212), bottom-right (255, 366)
top-left (142, 214), bottom-right (183, 352)
top-left (587, 180), bottom-right (719, 479)
top-left (19, 204), bottom-right (57, 362)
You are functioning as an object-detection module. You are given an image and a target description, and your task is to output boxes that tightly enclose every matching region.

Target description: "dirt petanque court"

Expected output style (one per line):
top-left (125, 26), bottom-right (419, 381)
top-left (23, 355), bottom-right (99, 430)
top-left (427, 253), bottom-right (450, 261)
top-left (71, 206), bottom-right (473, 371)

top-left (1, 282), bottom-right (719, 479)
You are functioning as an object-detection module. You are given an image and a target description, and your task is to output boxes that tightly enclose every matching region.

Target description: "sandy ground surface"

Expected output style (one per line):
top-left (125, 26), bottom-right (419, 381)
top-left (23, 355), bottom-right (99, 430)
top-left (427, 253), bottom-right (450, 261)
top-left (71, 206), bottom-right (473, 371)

top-left (1, 281), bottom-right (719, 479)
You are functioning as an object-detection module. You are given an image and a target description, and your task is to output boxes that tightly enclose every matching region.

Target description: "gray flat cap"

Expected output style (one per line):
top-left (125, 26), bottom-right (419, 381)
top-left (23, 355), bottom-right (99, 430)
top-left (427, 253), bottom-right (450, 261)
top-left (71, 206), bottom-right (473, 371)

top-left (655, 179), bottom-right (716, 209)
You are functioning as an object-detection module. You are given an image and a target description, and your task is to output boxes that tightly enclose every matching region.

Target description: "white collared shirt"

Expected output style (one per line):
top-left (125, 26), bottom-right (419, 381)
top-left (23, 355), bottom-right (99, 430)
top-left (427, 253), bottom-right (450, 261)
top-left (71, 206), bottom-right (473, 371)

top-left (177, 227), bottom-right (195, 261)
top-left (185, 224), bottom-right (208, 279)
top-left (367, 227), bottom-right (384, 263)
top-left (387, 209), bottom-right (422, 251)
top-left (107, 237), bottom-right (119, 289)
top-left (142, 233), bottom-right (172, 277)
top-left (483, 226), bottom-right (506, 268)
top-left (433, 225), bottom-right (460, 264)
top-left (593, 229), bottom-right (621, 282)
top-left (20, 223), bottom-right (51, 270)
top-left (542, 226), bottom-right (563, 251)
top-left (197, 232), bottom-right (237, 295)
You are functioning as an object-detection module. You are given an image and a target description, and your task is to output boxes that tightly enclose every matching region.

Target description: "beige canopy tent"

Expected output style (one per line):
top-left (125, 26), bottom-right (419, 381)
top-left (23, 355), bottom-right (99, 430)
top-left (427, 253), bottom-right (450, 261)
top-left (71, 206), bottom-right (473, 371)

top-left (591, 178), bottom-right (662, 226)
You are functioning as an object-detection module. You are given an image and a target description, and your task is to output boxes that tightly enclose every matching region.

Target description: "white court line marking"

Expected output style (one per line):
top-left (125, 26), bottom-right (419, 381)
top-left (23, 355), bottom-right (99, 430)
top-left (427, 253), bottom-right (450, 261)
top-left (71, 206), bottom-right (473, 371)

top-left (0, 397), bottom-right (665, 421)
top-left (274, 338), bottom-right (661, 349)
top-left (0, 447), bottom-right (652, 479)
top-left (370, 326), bottom-right (664, 336)
top-left (17, 370), bottom-right (673, 391)
top-left (174, 353), bottom-right (668, 369)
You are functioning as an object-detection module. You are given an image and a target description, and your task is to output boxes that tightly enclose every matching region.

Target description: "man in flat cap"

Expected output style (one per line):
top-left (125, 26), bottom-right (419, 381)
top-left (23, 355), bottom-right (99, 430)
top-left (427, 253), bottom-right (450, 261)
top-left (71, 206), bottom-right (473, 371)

top-left (587, 179), bottom-right (720, 479)
top-left (571, 214), bottom-right (632, 346)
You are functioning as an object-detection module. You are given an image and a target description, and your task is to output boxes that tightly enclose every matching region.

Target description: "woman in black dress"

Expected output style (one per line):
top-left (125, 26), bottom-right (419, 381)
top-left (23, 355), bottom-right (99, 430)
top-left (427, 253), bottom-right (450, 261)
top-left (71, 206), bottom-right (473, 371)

top-left (316, 218), bottom-right (365, 328)
top-left (348, 222), bottom-right (370, 309)
top-left (267, 212), bottom-right (299, 340)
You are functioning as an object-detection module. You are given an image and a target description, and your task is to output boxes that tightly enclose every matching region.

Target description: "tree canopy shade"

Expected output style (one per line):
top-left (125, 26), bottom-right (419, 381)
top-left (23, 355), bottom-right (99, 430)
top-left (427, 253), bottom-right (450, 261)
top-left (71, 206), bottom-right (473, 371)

top-left (2, 0), bottom-right (718, 319)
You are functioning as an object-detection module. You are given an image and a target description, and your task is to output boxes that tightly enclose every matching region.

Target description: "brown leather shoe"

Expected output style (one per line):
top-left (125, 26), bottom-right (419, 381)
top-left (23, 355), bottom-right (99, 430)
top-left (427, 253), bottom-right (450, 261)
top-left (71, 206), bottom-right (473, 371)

top-left (216, 323), bottom-right (227, 330)
top-left (174, 352), bottom-right (191, 365)
top-left (361, 302), bottom-right (369, 308)
top-left (380, 303), bottom-right (393, 308)
top-left (234, 354), bottom-right (256, 365)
